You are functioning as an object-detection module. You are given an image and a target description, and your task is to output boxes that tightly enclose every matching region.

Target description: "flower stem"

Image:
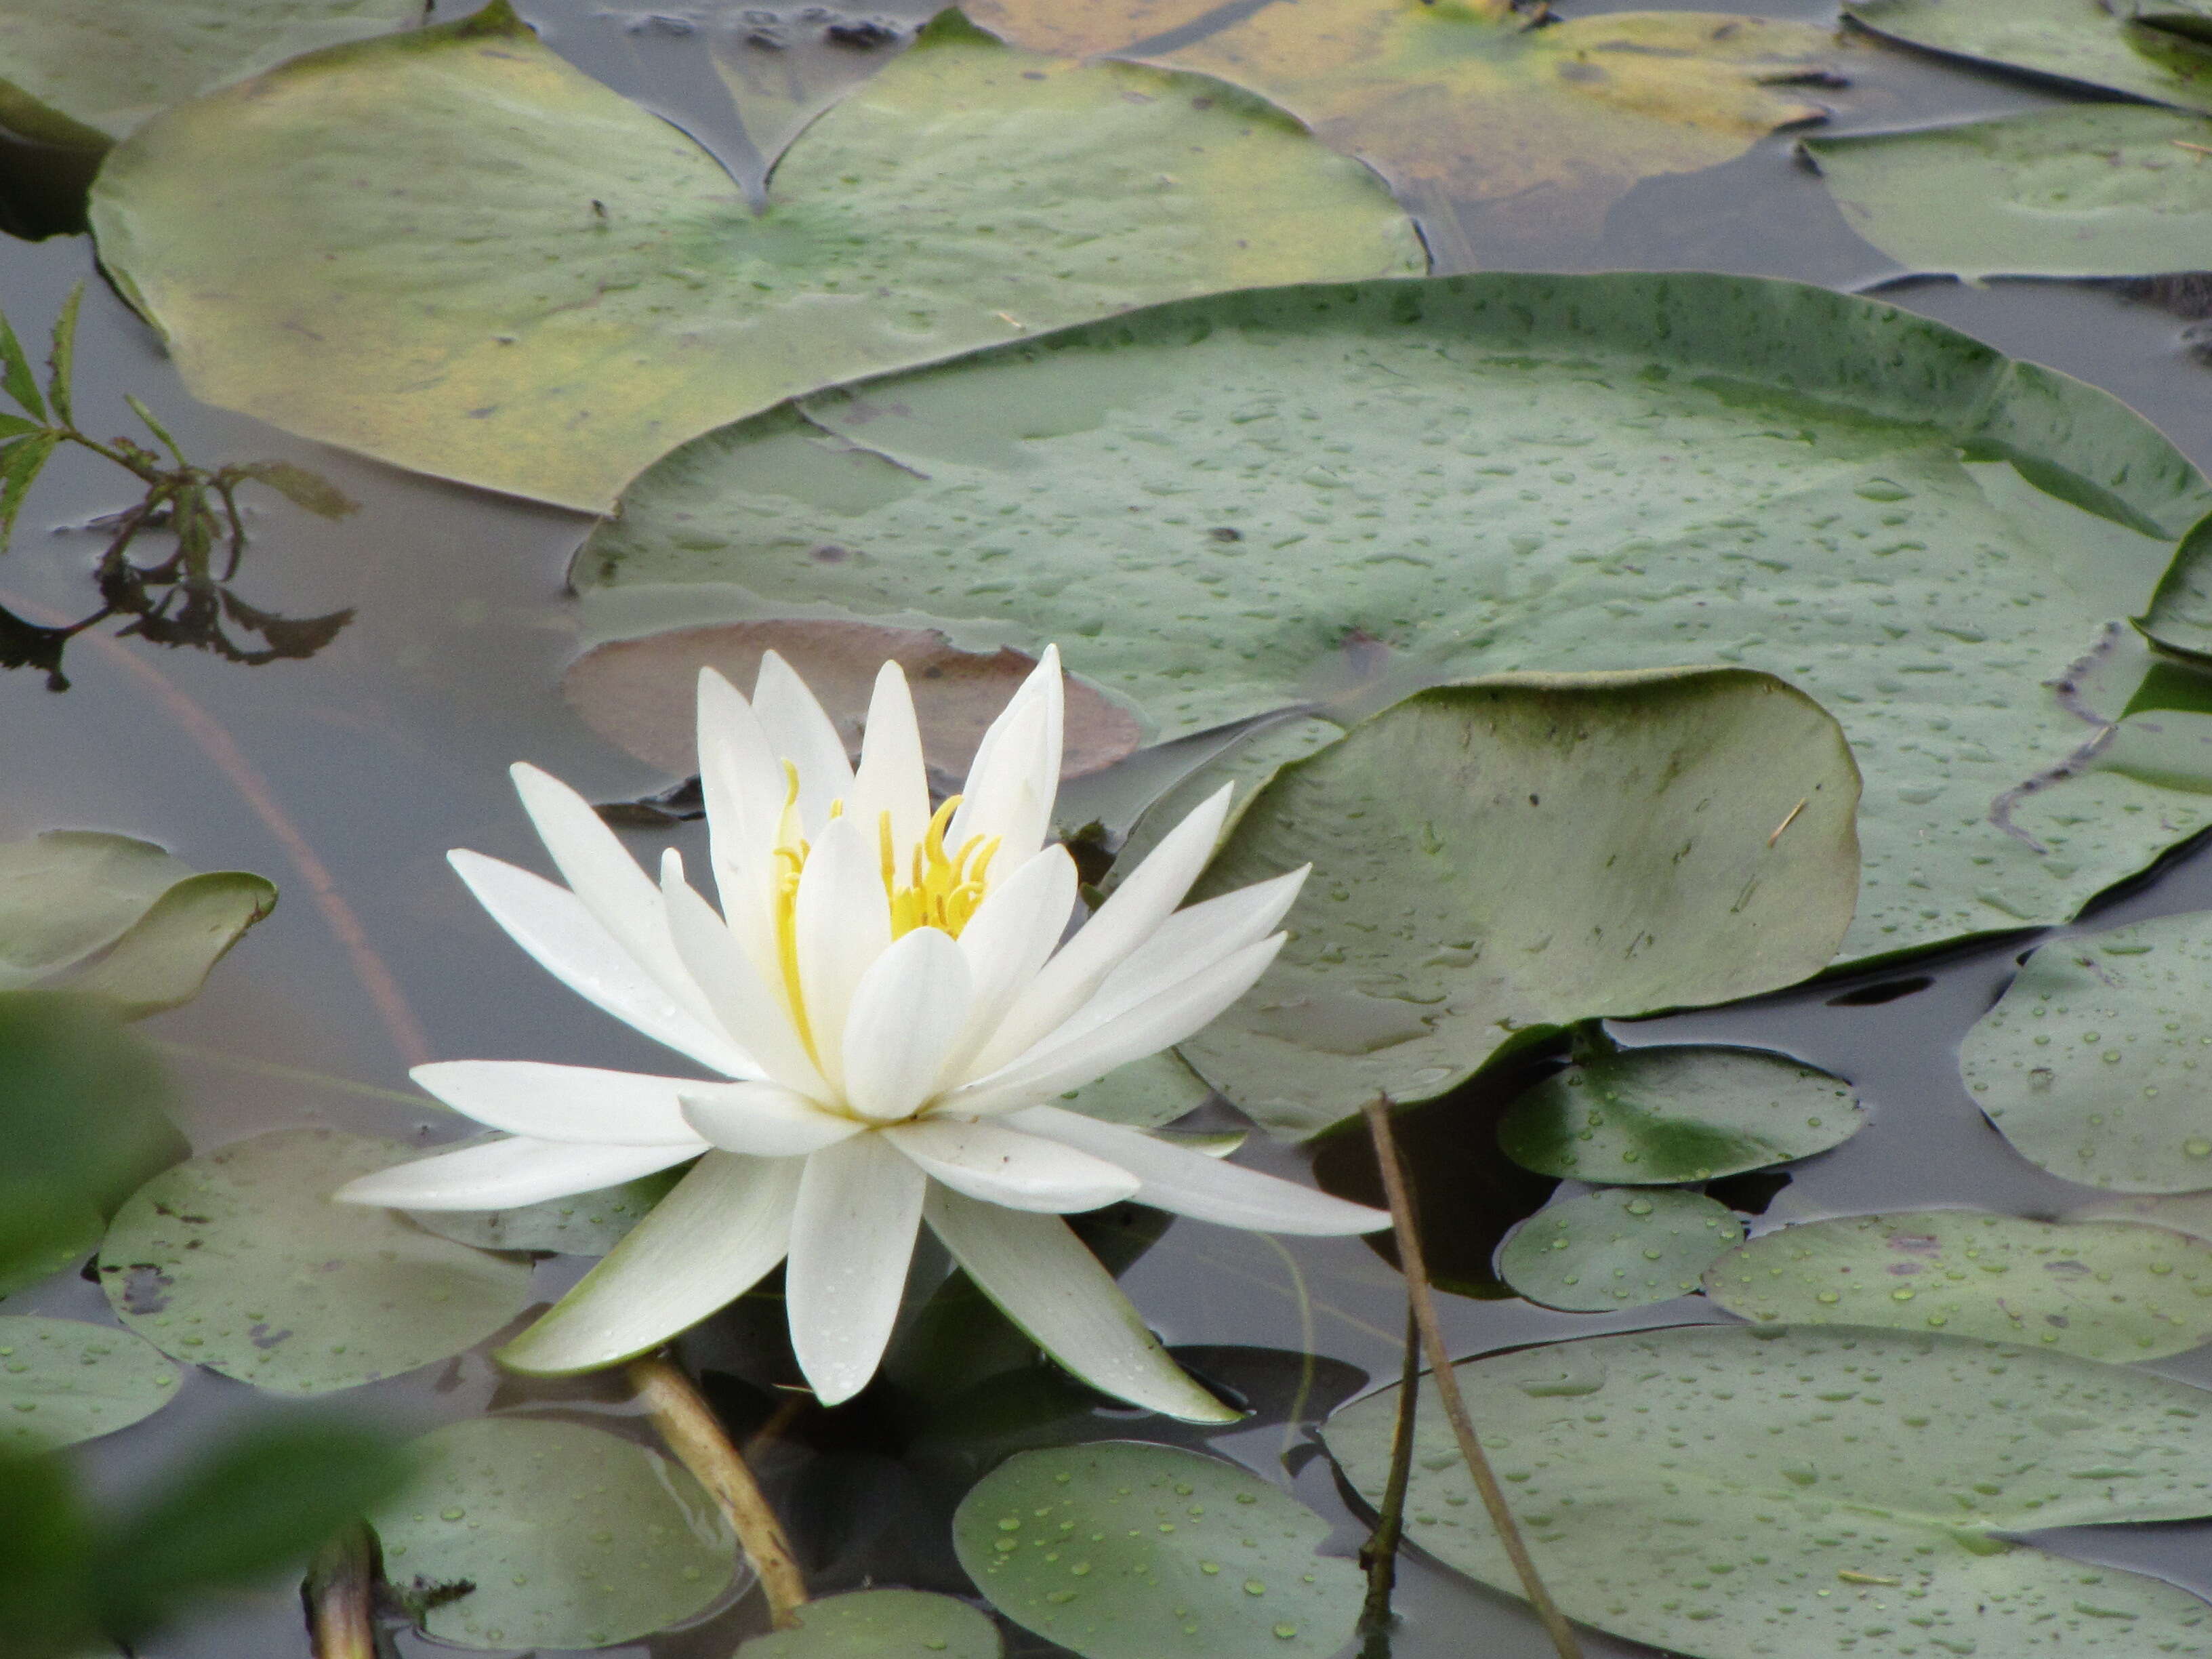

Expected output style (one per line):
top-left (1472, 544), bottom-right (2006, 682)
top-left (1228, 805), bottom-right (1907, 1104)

top-left (1361, 1097), bottom-right (1583, 1659)
top-left (627, 1353), bottom-right (808, 1629)
top-left (301, 1523), bottom-right (378, 1659)
top-left (1356, 1301), bottom-right (1420, 1651)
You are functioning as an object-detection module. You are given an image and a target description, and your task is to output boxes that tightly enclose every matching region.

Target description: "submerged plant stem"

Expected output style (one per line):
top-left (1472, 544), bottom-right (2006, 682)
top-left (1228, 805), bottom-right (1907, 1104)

top-left (627, 1353), bottom-right (808, 1629)
top-left (1357, 1302), bottom-right (1421, 1649)
top-left (302, 1523), bottom-right (378, 1659)
top-left (1361, 1096), bottom-right (1584, 1659)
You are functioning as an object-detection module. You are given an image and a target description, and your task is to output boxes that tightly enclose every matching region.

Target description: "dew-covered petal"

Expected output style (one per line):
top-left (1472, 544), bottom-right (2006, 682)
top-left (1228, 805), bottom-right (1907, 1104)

top-left (840, 926), bottom-right (973, 1123)
top-left (884, 1117), bottom-right (1139, 1212)
top-left (785, 1132), bottom-right (926, 1405)
top-left (411, 1060), bottom-right (712, 1147)
top-left (660, 851), bottom-right (826, 1097)
top-left (949, 645), bottom-right (1063, 874)
top-left (754, 650), bottom-right (853, 834)
top-left (847, 661), bottom-right (931, 859)
top-left (794, 815), bottom-right (893, 1086)
top-left (335, 1135), bottom-right (698, 1210)
top-left (680, 1082), bottom-right (863, 1156)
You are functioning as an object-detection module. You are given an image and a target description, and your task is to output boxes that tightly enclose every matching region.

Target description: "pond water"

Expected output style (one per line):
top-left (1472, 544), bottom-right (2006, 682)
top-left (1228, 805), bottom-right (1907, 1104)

top-left (14, 1), bottom-right (2212, 1656)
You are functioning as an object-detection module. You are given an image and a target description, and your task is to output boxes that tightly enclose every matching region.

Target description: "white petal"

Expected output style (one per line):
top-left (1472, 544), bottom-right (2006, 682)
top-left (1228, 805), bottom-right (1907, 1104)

top-left (847, 661), bottom-right (931, 857)
top-left (950, 646), bottom-right (1063, 874)
top-left (972, 785), bottom-right (1232, 1075)
top-left (1008, 1105), bottom-right (1389, 1234)
top-left (754, 650), bottom-right (853, 834)
top-left (840, 926), bottom-right (972, 1122)
top-left (498, 1151), bottom-right (802, 1374)
top-left (448, 850), bottom-right (755, 1078)
top-left (923, 1186), bottom-right (1236, 1422)
top-left (696, 666), bottom-right (787, 973)
top-left (680, 1082), bottom-right (863, 1157)
top-left (941, 845), bottom-right (1078, 1083)
top-left (411, 1060), bottom-right (712, 1147)
top-left (794, 815), bottom-right (893, 1083)
top-left (335, 1135), bottom-right (697, 1210)
top-left (661, 851), bottom-right (827, 1098)
top-left (885, 1117), bottom-right (1139, 1212)
top-left (948, 935), bottom-right (1283, 1117)
top-left (785, 1132), bottom-right (926, 1405)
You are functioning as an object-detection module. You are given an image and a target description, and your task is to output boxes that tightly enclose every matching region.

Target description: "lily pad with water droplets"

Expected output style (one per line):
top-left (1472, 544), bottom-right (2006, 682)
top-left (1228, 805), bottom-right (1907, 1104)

top-left (737, 1588), bottom-right (1002, 1658)
top-left (953, 1441), bottom-right (1361, 1659)
top-left (1499, 1189), bottom-right (1742, 1313)
top-left (1846, 0), bottom-right (2212, 113)
top-left (98, 1128), bottom-right (533, 1396)
top-left (1704, 1210), bottom-right (2212, 1360)
top-left (0, 1315), bottom-right (179, 1453)
top-left (371, 1415), bottom-right (739, 1650)
top-left (1498, 1042), bottom-right (1863, 1185)
top-left (408, 1166), bottom-right (686, 1256)
top-left (1960, 910), bottom-right (2212, 1192)
top-left (1323, 1324), bottom-right (2212, 1659)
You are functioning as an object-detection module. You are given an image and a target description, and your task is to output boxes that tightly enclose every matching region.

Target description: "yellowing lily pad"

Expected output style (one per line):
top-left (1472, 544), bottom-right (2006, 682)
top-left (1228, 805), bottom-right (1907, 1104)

top-left (88, 3), bottom-right (1422, 510)
top-left (1704, 1210), bottom-right (2212, 1360)
top-left (1847, 0), bottom-right (2212, 112)
top-left (1498, 1188), bottom-right (1742, 1312)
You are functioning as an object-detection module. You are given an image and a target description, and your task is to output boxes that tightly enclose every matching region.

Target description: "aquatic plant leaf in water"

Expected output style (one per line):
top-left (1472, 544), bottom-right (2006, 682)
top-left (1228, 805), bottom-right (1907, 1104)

top-left (975, 0), bottom-right (1839, 263)
top-left (1960, 910), bottom-right (2212, 1191)
top-left (1704, 1210), bottom-right (2212, 1360)
top-left (1498, 1043), bottom-right (1864, 1184)
top-left (736, 1588), bottom-right (1002, 1658)
top-left (1048, 1049), bottom-right (1215, 1130)
top-left (579, 271), bottom-right (2212, 968)
top-left (98, 1129), bottom-right (533, 1395)
top-left (1806, 106), bottom-right (2212, 281)
top-left (405, 1165), bottom-right (685, 1256)
top-left (0, 1316), bottom-right (178, 1453)
top-left (1322, 1324), bottom-right (2212, 1658)
top-left (953, 1441), bottom-right (1362, 1659)
top-left (88, 5), bottom-right (1422, 512)
top-left (1846, 0), bottom-right (2212, 112)
top-left (370, 1415), bottom-right (739, 1650)
top-left (1498, 1189), bottom-right (1742, 1312)
top-left (1177, 671), bottom-right (1859, 1137)
top-left (962, 0), bottom-right (1222, 60)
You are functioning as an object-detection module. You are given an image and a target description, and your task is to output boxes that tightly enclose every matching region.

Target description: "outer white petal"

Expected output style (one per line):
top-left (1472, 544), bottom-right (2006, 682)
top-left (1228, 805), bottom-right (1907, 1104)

top-left (498, 1151), bottom-right (802, 1374)
top-left (884, 1118), bottom-right (1139, 1212)
top-left (947, 935), bottom-right (1283, 1117)
top-left (754, 651), bottom-right (853, 834)
top-left (448, 850), bottom-right (756, 1078)
top-left (794, 815), bottom-right (893, 1085)
top-left (411, 1060), bottom-right (712, 1147)
top-left (847, 661), bottom-right (931, 856)
top-left (840, 927), bottom-right (972, 1124)
top-left (941, 845), bottom-right (1078, 1085)
top-left (680, 1082), bottom-right (864, 1157)
top-left (697, 667), bottom-right (787, 975)
top-left (1008, 1105), bottom-right (1389, 1234)
top-left (949, 645), bottom-right (1063, 874)
top-left (923, 1186), bottom-right (1237, 1422)
top-left (785, 1132), bottom-right (926, 1405)
top-left (661, 851), bottom-right (827, 1099)
top-left (335, 1135), bottom-right (698, 1210)
top-left (972, 785), bottom-right (1233, 1074)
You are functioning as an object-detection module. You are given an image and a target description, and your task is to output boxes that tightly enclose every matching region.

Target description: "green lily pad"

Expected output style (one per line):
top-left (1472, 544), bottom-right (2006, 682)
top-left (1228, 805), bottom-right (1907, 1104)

top-left (1498, 1043), bottom-right (1864, 1184)
top-left (1846, 0), bottom-right (2212, 112)
top-left (1704, 1210), bottom-right (2212, 1360)
top-left (407, 1166), bottom-right (686, 1256)
top-left (1176, 670), bottom-right (1860, 1137)
top-left (1051, 1050), bottom-right (1214, 1131)
top-left (953, 1441), bottom-right (1361, 1659)
top-left (1959, 910), bottom-right (2212, 1192)
top-left (737, 1589), bottom-right (1002, 1659)
top-left (0, 1315), bottom-right (179, 1453)
top-left (371, 1415), bottom-right (738, 1650)
top-left (2072, 1189), bottom-right (2212, 1238)
top-left (88, 4), bottom-right (1422, 512)
top-left (1806, 106), bottom-right (2212, 281)
top-left (99, 1128), bottom-right (533, 1396)
top-left (1322, 1324), bottom-right (2212, 1659)
top-left (579, 270), bottom-right (2212, 970)
top-left (1499, 1189), bottom-right (1742, 1312)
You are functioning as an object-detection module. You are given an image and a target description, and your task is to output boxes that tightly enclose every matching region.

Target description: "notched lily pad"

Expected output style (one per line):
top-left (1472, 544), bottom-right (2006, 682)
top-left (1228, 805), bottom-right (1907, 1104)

top-left (99, 1128), bottom-right (533, 1395)
top-left (1499, 1188), bottom-right (1742, 1312)
top-left (371, 1415), bottom-right (739, 1650)
top-left (954, 1441), bottom-right (1362, 1659)
top-left (0, 1314), bottom-right (178, 1452)
top-left (737, 1588), bottom-right (1002, 1658)
top-left (407, 1166), bottom-right (685, 1256)
top-left (1846, 0), bottom-right (2212, 112)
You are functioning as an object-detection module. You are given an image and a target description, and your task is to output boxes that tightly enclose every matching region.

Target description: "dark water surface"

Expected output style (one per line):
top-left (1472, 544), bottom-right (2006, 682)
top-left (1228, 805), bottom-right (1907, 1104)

top-left (10, 2), bottom-right (2212, 1655)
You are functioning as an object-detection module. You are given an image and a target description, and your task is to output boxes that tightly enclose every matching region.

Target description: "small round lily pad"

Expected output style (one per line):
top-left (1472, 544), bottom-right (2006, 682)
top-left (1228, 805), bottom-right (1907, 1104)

top-left (1703, 1210), bottom-right (2212, 1360)
top-left (0, 1314), bottom-right (179, 1452)
top-left (1499, 1043), bottom-right (1862, 1184)
top-left (372, 1415), bottom-right (739, 1650)
top-left (408, 1166), bottom-right (684, 1256)
top-left (1498, 1189), bottom-right (1743, 1311)
top-left (737, 1589), bottom-right (1002, 1658)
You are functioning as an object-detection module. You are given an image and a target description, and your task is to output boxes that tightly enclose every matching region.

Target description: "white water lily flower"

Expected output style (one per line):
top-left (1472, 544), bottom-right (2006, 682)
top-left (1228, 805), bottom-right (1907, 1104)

top-left (338, 647), bottom-right (1386, 1420)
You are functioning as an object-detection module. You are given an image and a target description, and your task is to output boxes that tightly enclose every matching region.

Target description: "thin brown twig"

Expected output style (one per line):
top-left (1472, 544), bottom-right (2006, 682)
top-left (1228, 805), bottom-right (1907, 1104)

top-left (301, 1523), bottom-right (378, 1659)
top-left (1356, 1300), bottom-right (1421, 1652)
top-left (628, 1352), bottom-right (808, 1629)
top-left (1361, 1097), bottom-right (1584, 1659)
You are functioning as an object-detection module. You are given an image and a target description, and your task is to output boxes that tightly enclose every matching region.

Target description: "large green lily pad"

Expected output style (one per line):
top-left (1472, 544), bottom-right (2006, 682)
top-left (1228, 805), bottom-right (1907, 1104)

top-left (1498, 1189), bottom-right (1742, 1312)
top-left (406, 1166), bottom-right (685, 1256)
top-left (1176, 670), bottom-right (1860, 1136)
top-left (1323, 1324), bottom-right (2212, 1659)
top-left (0, 1315), bottom-right (178, 1453)
top-left (737, 1589), bottom-right (1002, 1659)
top-left (1705, 1210), bottom-right (2212, 1359)
top-left (88, 3), bottom-right (1421, 511)
top-left (98, 1128), bottom-right (533, 1395)
top-left (1846, 0), bottom-right (2212, 111)
top-left (371, 1415), bottom-right (738, 1650)
top-left (1807, 106), bottom-right (2212, 281)
top-left (953, 1441), bottom-right (1362, 1659)
top-left (1961, 910), bottom-right (2212, 1192)
top-left (579, 271), bottom-right (2212, 970)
